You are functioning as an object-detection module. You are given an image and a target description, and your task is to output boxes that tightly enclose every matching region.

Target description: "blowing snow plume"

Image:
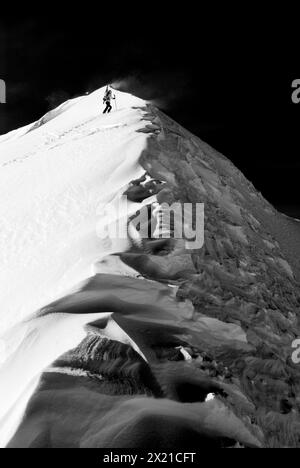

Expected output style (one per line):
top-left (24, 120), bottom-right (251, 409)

top-left (111, 73), bottom-right (190, 110)
top-left (1, 86), bottom-right (300, 448)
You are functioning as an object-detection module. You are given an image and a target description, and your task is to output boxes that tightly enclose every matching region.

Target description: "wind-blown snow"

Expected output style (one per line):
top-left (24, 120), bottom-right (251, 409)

top-left (0, 87), bottom-right (149, 446)
top-left (0, 87), bottom-right (147, 335)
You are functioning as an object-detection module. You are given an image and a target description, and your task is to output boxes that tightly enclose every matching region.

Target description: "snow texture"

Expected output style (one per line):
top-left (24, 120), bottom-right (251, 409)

top-left (0, 87), bottom-right (149, 446)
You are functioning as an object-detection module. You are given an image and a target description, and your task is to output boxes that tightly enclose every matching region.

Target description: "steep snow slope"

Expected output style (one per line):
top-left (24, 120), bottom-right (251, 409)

top-left (1, 87), bottom-right (300, 449)
top-left (0, 88), bottom-right (154, 446)
top-left (0, 88), bottom-right (147, 334)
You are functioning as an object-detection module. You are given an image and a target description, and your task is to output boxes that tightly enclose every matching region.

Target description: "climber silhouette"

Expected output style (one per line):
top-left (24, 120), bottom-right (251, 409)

top-left (103, 86), bottom-right (115, 114)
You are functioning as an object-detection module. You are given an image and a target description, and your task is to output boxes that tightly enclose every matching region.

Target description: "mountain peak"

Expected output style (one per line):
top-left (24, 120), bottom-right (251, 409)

top-left (1, 87), bottom-right (300, 448)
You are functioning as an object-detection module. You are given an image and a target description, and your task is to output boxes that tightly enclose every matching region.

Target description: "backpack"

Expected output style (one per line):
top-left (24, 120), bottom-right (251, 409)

top-left (104, 90), bottom-right (112, 102)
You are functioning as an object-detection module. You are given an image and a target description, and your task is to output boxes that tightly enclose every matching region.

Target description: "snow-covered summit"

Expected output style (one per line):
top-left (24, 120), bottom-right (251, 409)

top-left (1, 86), bottom-right (300, 449)
top-left (0, 87), bottom-right (148, 335)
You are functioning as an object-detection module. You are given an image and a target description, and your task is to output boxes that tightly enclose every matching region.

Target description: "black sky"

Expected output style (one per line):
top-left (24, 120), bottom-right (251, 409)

top-left (0, 11), bottom-right (299, 217)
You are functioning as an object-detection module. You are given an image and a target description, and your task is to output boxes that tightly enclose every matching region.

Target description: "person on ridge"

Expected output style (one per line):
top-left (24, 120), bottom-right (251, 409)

top-left (103, 86), bottom-right (115, 114)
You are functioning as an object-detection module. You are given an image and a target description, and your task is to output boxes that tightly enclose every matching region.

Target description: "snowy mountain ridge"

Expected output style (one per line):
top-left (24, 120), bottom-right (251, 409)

top-left (1, 86), bottom-right (300, 448)
top-left (0, 87), bottom-right (148, 335)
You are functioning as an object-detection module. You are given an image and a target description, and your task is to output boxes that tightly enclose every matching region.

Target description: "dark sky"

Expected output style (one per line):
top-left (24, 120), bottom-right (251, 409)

top-left (0, 12), bottom-right (299, 217)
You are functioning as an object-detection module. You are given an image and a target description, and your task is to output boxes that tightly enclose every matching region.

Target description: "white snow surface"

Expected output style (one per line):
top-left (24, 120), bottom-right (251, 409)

top-left (0, 87), bottom-right (150, 446)
top-left (0, 87), bottom-right (148, 335)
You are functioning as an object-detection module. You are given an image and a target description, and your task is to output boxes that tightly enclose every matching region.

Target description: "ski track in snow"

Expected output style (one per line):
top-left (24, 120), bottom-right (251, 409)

top-left (0, 88), bottom-right (151, 446)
